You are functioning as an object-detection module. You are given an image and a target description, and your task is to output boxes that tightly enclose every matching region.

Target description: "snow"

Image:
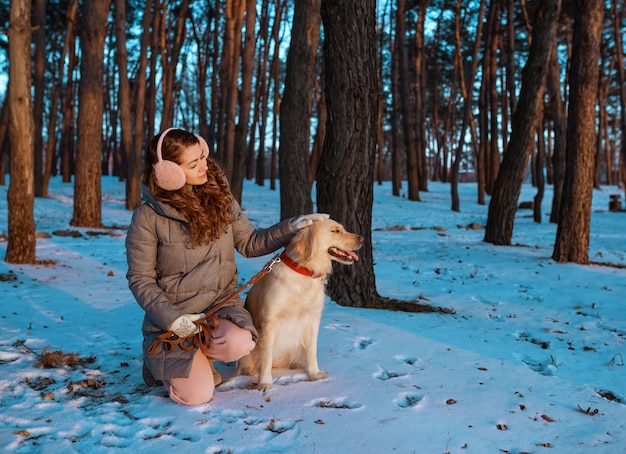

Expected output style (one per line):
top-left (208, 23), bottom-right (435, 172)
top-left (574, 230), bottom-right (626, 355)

top-left (0, 176), bottom-right (625, 453)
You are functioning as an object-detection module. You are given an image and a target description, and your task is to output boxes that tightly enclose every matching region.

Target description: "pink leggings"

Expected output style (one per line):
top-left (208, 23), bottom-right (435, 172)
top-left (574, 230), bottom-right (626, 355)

top-left (164, 319), bottom-right (255, 405)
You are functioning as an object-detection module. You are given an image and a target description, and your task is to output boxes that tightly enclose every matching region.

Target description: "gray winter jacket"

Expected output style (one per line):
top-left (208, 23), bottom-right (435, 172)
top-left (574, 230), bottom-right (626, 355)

top-left (126, 184), bottom-right (295, 381)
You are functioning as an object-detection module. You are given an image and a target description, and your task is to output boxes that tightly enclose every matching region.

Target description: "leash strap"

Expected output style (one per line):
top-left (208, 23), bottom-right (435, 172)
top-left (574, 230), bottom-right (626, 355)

top-left (148, 253), bottom-right (282, 355)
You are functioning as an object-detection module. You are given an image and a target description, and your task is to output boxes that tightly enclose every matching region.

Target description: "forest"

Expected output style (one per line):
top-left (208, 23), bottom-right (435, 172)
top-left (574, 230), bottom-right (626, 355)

top-left (1, 0), bottom-right (624, 308)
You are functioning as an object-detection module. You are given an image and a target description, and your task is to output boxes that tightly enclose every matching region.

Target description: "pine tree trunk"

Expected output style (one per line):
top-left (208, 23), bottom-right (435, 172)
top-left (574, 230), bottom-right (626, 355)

top-left (396, 0), bottom-right (420, 201)
top-left (60, 24), bottom-right (77, 184)
top-left (159, 0), bottom-right (189, 130)
top-left (548, 44), bottom-right (567, 223)
top-left (232, 0), bottom-right (258, 204)
top-left (71, 0), bottom-right (111, 228)
top-left (278, 0), bottom-right (321, 219)
top-left (451, 0), bottom-right (485, 212)
top-left (318, 0), bottom-right (448, 314)
top-left (0, 97), bottom-right (9, 184)
top-left (6, 0), bottom-right (36, 264)
top-left (310, 64), bottom-right (327, 186)
top-left (533, 96), bottom-right (546, 223)
top-left (42, 0), bottom-right (76, 195)
top-left (487, 4), bottom-right (500, 195)
top-left (114, 0), bottom-right (136, 207)
top-left (553, 0), bottom-right (605, 264)
top-left (220, 0), bottom-right (244, 180)
top-left (484, 0), bottom-right (560, 245)
top-left (318, 0), bottom-right (381, 307)
top-left (612, 0), bottom-right (626, 201)
top-left (33, 0), bottom-right (46, 197)
top-left (127, 0), bottom-right (153, 211)
top-left (390, 31), bottom-right (402, 197)
top-left (414, 0), bottom-right (428, 192)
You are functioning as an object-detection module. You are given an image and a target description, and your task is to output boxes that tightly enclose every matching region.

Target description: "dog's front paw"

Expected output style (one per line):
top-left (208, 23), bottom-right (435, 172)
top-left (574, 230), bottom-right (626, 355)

top-left (256, 382), bottom-right (274, 392)
top-left (308, 370), bottom-right (329, 381)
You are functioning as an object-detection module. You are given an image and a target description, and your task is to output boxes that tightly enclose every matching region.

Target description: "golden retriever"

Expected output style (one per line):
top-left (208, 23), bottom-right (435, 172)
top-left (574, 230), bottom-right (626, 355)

top-left (237, 218), bottom-right (364, 391)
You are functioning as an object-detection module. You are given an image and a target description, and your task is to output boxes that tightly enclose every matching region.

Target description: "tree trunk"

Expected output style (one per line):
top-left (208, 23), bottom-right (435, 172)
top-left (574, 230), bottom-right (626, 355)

top-left (6, 0), bottom-right (36, 264)
top-left (318, 0), bottom-right (446, 313)
top-left (231, 0), bottom-right (258, 204)
top-left (319, 0), bottom-right (380, 307)
top-left (257, 0), bottom-right (286, 187)
top-left (505, 0), bottom-right (518, 116)
top-left (396, 0), bottom-right (420, 201)
top-left (32, 0), bottom-right (46, 197)
top-left (278, 0), bottom-right (321, 219)
top-left (127, 0), bottom-right (153, 210)
top-left (414, 0), bottom-right (428, 192)
top-left (486, 2), bottom-right (500, 196)
top-left (451, 0), bottom-right (485, 212)
top-left (484, 0), bottom-right (560, 245)
top-left (533, 93), bottom-right (546, 223)
top-left (159, 0), bottom-right (190, 130)
top-left (594, 49), bottom-right (609, 188)
top-left (390, 26), bottom-right (402, 196)
top-left (0, 96), bottom-right (9, 185)
top-left (612, 0), bottom-right (626, 201)
top-left (114, 0), bottom-right (135, 207)
top-left (145, 5), bottom-right (161, 142)
top-left (310, 64), bottom-right (327, 186)
top-left (248, 0), bottom-right (271, 182)
top-left (43, 0), bottom-right (77, 195)
top-left (60, 5), bottom-right (78, 184)
top-left (220, 0), bottom-right (244, 179)
top-left (71, 0), bottom-right (111, 228)
top-left (548, 43), bottom-right (567, 223)
top-left (552, 0), bottom-right (604, 264)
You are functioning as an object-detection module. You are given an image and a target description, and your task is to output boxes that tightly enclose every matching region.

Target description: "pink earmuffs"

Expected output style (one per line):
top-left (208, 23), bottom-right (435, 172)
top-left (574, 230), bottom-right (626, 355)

top-left (153, 128), bottom-right (211, 191)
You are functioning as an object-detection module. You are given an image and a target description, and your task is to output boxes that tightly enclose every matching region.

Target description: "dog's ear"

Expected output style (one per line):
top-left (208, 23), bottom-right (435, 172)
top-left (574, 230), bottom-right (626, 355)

top-left (292, 223), bottom-right (315, 263)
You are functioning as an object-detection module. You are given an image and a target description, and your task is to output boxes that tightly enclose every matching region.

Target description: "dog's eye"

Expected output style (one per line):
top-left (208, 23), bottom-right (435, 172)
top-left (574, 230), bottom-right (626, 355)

top-left (331, 228), bottom-right (340, 233)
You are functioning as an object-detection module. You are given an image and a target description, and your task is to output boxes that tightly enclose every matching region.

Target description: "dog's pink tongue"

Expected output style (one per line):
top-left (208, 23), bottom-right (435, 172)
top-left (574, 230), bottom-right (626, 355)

top-left (349, 250), bottom-right (359, 261)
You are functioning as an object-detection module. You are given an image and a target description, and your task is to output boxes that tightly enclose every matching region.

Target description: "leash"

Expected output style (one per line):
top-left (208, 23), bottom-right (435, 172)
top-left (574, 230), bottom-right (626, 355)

top-left (148, 253), bottom-right (282, 355)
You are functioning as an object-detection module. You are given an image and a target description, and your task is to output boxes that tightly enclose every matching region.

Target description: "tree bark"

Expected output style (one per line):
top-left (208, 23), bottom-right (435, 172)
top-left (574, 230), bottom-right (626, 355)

top-left (278, 0), bottom-right (321, 219)
top-left (484, 0), bottom-right (561, 245)
top-left (127, 0), bottom-right (153, 210)
top-left (414, 0), bottom-right (428, 192)
top-left (552, 0), bottom-right (604, 264)
top-left (396, 0), bottom-right (420, 201)
top-left (71, 0), bottom-right (111, 228)
top-left (310, 64), bottom-right (327, 186)
top-left (318, 0), bottom-right (449, 314)
top-left (451, 0), bottom-right (485, 212)
top-left (33, 0), bottom-right (46, 197)
top-left (0, 96), bottom-right (9, 184)
top-left (231, 0), bottom-right (258, 204)
top-left (42, 0), bottom-right (77, 195)
top-left (219, 0), bottom-right (244, 180)
top-left (533, 92), bottom-right (546, 223)
top-left (612, 0), bottom-right (626, 201)
top-left (486, 2), bottom-right (501, 195)
top-left (390, 25), bottom-right (402, 196)
top-left (319, 0), bottom-right (380, 307)
top-left (6, 0), bottom-right (36, 264)
top-left (114, 0), bottom-right (136, 207)
top-left (548, 43), bottom-right (567, 223)
top-left (159, 0), bottom-right (190, 130)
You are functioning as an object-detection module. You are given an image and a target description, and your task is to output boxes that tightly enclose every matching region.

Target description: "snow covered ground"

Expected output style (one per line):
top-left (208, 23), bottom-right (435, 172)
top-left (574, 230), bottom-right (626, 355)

top-left (0, 176), bottom-right (624, 453)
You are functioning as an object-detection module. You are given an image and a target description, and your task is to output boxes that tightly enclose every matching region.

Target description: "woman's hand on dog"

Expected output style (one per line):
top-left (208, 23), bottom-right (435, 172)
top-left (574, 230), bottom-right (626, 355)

top-left (290, 213), bottom-right (330, 232)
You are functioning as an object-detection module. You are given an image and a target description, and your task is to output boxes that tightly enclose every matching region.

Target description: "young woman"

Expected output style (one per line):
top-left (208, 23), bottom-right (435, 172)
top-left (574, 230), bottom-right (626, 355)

top-left (126, 128), bottom-right (326, 405)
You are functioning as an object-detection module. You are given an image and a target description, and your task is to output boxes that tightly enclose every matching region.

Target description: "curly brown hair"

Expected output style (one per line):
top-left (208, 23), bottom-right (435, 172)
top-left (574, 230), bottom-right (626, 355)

top-left (143, 129), bottom-right (236, 245)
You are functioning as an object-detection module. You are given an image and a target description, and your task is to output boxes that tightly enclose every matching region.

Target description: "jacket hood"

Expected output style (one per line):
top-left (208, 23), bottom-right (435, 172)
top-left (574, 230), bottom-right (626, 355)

top-left (141, 181), bottom-right (186, 222)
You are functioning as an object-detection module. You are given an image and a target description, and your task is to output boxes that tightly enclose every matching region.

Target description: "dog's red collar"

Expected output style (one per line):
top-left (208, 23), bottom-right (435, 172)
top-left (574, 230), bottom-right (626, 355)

top-left (279, 251), bottom-right (324, 279)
